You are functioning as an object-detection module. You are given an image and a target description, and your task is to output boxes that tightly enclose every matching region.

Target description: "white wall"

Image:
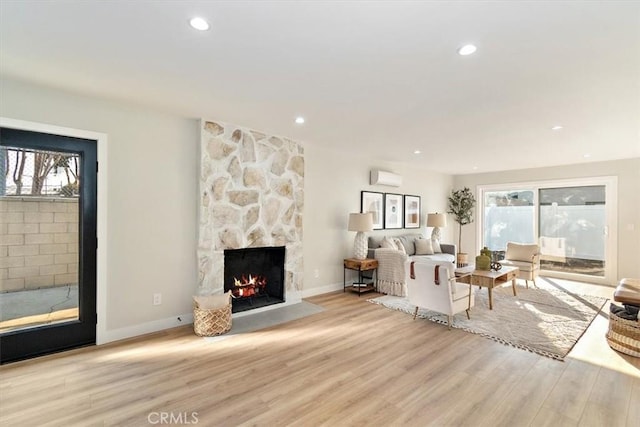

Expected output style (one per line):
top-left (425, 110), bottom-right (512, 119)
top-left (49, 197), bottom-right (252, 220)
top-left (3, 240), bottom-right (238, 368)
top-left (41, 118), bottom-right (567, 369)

top-left (1, 78), bottom-right (199, 340)
top-left (303, 143), bottom-right (454, 295)
top-left (454, 158), bottom-right (640, 281)
top-left (1, 77), bottom-right (455, 341)
top-left (5, 76), bottom-right (636, 342)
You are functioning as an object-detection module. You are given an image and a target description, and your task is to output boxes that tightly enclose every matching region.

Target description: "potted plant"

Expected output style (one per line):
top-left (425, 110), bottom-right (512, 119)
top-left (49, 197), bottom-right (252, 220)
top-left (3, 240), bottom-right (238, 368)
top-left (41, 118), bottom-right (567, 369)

top-left (447, 187), bottom-right (477, 267)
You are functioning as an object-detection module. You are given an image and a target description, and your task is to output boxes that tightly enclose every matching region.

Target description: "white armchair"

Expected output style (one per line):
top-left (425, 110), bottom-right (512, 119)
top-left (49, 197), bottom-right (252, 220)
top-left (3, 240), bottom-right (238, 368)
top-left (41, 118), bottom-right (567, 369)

top-left (404, 259), bottom-right (475, 328)
top-left (500, 242), bottom-right (540, 288)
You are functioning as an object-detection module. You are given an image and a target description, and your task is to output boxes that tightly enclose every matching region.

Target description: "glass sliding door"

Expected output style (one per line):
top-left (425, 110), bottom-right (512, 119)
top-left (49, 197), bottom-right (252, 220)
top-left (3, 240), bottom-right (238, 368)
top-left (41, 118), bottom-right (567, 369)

top-left (539, 186), bottom-right (606, 276)
top-left (483, 189), bottom-right (535, 259)
top-left (479, 177), bottom-right (616, 284)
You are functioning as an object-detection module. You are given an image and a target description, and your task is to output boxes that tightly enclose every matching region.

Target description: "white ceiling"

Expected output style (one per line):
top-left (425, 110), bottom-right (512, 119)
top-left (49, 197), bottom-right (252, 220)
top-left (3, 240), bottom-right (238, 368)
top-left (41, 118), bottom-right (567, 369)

top-left (1, 1), bottom-right (639, 175)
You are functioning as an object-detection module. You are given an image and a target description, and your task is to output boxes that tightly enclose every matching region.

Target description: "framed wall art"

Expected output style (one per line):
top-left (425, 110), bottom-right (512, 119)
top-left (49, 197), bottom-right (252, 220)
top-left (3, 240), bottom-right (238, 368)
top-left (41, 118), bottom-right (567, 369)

top-left (384, 193), bottom-right (404, 229)
top-left (360, 191), bottom-right (384, 230)
top-left (404, 195), bottom-right (421, 228)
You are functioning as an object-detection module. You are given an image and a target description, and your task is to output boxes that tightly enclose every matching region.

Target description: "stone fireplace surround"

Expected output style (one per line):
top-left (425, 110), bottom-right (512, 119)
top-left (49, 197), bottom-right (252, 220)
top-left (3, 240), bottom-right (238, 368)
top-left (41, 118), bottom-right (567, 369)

top-left (197, 119), bottom-right (304, 314)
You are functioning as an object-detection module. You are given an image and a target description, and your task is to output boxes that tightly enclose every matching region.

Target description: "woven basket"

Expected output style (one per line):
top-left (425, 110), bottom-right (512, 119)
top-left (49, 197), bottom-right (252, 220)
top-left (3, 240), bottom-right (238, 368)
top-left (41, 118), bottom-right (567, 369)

top-left (606, 313), bottom-right (640, 358)
top-left (193, 302), bottom-right (232, 337)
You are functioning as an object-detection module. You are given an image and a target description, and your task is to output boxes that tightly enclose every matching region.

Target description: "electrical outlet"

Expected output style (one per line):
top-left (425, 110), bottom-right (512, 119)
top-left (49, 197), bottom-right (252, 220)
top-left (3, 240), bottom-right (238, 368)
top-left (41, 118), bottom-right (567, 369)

top-left (314, 269), bottom-right (319, 278)
top-left (153, 293), bottom-right (162, 305)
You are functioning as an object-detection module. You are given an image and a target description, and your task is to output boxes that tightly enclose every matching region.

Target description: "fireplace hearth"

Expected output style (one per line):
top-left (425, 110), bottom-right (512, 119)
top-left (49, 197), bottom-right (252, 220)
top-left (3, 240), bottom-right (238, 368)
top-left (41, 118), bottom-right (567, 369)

top-left (224, 246), bottom-right (285, 313)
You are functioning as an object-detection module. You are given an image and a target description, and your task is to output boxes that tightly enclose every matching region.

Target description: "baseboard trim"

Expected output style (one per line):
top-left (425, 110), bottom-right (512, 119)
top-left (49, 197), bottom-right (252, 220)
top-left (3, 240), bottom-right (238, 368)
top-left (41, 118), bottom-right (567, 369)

top-left (301, 282), bottom-right (344, 298)
top-left (97, 291), bottom-right (304, 345)
top-left (97, 313), bottom-right (194, 345)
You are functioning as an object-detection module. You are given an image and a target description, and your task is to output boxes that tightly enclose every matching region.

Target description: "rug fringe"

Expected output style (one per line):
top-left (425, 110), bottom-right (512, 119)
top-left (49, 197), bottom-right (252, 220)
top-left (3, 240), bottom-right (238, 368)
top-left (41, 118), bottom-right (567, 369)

top-left (367, 296), bottom-right (606, 362)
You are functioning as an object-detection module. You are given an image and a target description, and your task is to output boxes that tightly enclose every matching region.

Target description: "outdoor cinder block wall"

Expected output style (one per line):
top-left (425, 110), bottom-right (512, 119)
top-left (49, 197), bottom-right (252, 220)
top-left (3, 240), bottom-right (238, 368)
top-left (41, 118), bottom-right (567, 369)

top-left (0, 197), bottom-right (78, 292)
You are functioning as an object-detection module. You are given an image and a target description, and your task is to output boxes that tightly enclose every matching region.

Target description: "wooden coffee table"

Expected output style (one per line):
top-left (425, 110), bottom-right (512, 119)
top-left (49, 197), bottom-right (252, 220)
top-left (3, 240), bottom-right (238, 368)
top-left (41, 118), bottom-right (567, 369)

top-left (469, 266), bottom-right (519, 310)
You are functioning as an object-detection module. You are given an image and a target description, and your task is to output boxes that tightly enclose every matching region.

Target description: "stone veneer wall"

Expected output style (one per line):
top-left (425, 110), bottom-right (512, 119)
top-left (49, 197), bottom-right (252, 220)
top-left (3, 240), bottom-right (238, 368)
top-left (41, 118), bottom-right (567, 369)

top-left (197, 120), bottom-right (304, 296)
top-left (0, 197), bottom-right (78, 292)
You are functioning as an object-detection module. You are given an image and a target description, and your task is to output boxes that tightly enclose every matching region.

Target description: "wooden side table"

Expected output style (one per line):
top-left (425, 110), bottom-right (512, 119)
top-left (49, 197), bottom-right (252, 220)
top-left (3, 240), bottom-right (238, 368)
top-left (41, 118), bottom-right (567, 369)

top-left (343, 258), bottom-right (378, 296)
top-left (469, 266), bottom-right (519, 310)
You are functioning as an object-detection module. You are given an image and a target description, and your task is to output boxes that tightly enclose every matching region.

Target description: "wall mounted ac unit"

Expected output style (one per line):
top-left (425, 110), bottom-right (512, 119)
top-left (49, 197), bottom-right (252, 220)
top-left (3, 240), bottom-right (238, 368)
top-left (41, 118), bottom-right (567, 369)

top-left (370, 169), bottom-right (402, 187)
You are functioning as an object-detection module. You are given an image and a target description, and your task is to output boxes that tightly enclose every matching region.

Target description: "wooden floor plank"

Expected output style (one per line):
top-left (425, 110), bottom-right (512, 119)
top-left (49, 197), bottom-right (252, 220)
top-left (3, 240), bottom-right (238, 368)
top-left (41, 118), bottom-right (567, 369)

top-left (0, 287), bottom-right (638, 426)
top-left (532, 359), bottom-right (600, 424)
top-left (578, 362), bottom-right (635, 426)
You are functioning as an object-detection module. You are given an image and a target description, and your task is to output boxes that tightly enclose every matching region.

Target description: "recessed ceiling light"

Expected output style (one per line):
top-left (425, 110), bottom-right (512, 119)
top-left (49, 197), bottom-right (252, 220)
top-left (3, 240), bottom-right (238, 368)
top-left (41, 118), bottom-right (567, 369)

top-left (472, 166), bottom-right (478, 170)
top-left (414, 150), bottom-right (421, 154)
top-left (189, 17), bottom-right (210, 31)
top-left (295, 116), bottom-right (305, 124)
top-left (457, 44), bottom-right (477, 56)
top-left (583, 153), bottom-right (591, 158)
top-left (551, 125), bottom-right (563, 131)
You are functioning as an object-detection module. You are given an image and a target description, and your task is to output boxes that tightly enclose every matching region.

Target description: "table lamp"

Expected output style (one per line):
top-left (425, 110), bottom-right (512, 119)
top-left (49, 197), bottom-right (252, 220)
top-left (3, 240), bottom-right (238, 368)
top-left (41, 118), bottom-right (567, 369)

top-left (348, 213), bottom-right (374, 260)
top-left (426, 213), bottom-right (447, 241)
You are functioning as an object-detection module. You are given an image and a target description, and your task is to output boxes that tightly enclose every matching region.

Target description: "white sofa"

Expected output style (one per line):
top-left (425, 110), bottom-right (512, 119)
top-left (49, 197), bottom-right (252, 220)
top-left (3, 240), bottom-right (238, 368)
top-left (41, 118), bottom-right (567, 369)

top-left (367, 233), bottom-right (456, 296)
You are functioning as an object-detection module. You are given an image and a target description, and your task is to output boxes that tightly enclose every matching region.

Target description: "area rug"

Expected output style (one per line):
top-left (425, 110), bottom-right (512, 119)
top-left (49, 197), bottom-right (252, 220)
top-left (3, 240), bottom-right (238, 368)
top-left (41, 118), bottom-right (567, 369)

top-left (368, 283), bottom-right (607, 360)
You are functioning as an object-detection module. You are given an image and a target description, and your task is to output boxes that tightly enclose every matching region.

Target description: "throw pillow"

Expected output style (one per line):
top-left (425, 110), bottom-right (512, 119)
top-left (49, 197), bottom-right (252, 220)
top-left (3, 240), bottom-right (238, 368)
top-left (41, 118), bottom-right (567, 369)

top-left (392, 238), bottom-right (407, 254)
top-left (193, 291), bottom-right (231, 310)
top-left (432, 239), bottom-right (442, 253)
top-left (380, 237), bottom-right (398, 250)
top-left (415, 238), bottom-right (434, 255)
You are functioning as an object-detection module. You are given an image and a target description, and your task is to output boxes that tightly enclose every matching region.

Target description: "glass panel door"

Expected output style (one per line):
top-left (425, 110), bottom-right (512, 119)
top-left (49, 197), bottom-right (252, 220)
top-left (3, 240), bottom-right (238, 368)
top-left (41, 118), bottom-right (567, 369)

top-left (539, 186), bottom-right (606, 277)
top-left (1, 127), bottom-right (97, 363)
top-left (0, 147), bottom-right (80, 333)
top-left (480, 178), bottom-right (615, 284)
top-left (483, 189), bottom-right (535, 259)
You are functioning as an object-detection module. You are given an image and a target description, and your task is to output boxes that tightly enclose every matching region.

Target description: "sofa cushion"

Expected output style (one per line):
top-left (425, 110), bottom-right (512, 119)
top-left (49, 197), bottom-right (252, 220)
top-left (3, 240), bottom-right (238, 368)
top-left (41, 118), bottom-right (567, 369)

top-left (415, 238), bottom-right (434, 255)
top-left (369, 234), bottom-right (422, 255)
top-left (397, 235), bottom-right (417, 255)
top-left (380, 237), bottom-right (397, 250)
top-left (393, 238), bottom-right (407, 254)
top-left (432, 239), bottom-right (442, 253)
top-left (368, 235), bottom-right (384, 249)
top-left (411, 253), bottom-right (455, 263)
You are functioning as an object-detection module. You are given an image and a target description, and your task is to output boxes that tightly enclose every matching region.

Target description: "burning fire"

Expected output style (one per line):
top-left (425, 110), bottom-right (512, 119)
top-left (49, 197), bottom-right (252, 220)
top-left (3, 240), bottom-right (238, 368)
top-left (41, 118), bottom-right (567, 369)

top-left (232, 274), bottom-right (267, 298)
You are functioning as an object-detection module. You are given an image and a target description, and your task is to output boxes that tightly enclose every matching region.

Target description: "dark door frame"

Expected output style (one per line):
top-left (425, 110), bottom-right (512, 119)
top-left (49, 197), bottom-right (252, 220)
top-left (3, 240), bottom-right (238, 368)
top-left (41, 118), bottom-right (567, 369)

top-left (0, 125), bottom-right (98, 363)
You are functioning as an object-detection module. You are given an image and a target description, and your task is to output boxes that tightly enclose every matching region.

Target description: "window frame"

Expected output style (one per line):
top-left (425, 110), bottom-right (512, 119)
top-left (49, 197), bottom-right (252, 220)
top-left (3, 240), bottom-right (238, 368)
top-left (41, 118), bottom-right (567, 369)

top-left (476, 176), bottom-right (618, 285)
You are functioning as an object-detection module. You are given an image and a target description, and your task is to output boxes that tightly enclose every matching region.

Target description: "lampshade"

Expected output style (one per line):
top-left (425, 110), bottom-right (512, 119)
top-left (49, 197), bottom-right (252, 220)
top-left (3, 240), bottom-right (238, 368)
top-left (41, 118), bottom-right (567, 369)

top-left (348, 213), bottom-right (374, 232)
top-left (426, 213), bottom-right (447, 228)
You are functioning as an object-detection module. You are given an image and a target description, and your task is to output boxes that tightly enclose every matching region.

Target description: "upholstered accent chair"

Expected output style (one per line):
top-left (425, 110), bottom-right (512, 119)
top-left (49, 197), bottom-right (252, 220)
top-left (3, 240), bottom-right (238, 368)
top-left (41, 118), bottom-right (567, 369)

top-left (404, 259), bottom-right (474, 328)
top-left (500, 242), bottom-right (540, 288)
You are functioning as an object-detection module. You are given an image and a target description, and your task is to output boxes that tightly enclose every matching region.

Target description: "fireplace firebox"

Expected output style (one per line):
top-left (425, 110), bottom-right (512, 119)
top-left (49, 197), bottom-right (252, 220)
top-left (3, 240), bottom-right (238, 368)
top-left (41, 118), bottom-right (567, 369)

top-left (224, 246), bottom-right (285, 313)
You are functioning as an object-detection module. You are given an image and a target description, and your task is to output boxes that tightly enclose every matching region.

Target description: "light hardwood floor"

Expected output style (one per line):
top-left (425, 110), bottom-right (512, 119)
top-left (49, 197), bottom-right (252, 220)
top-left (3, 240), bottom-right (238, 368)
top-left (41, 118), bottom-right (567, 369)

top-left (1, 279), bottom-right (638, 426)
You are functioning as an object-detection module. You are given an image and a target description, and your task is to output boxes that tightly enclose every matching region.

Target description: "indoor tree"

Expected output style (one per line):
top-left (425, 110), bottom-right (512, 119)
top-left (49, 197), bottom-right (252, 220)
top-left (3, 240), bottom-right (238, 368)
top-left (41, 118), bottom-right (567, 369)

top-left (447, 187), bottom-right (477, 265)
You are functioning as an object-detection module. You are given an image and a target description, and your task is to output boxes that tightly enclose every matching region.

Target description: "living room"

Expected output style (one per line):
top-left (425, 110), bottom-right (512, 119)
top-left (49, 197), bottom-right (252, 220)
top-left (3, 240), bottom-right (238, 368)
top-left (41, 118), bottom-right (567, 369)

top-left (1, 1), bottom-right (639, 425)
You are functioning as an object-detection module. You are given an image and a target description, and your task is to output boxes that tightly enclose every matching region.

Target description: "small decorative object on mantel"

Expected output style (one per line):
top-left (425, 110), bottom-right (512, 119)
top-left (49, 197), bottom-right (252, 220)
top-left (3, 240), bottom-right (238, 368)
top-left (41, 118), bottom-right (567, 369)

top-left (491, 262), bottom-right (503, 271)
